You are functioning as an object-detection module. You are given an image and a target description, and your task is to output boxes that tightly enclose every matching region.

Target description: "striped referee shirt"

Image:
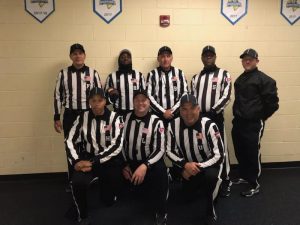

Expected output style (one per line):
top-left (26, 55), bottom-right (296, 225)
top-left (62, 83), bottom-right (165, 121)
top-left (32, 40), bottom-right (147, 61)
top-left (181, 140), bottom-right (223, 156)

top-left (54, 65), bottom-right (102, 120)
top-left (122, 112), bottom-right (165, 166)
top-left (191, 67), bottom-right (231, 113)
top-left (65, 108), bottom-right (124, 165)
top-left (104, 69), bottom-right (145, 111)
top-left (146, 66), bottom-right (188, 115)
top-left (166, 117), bottom-right (224, 169)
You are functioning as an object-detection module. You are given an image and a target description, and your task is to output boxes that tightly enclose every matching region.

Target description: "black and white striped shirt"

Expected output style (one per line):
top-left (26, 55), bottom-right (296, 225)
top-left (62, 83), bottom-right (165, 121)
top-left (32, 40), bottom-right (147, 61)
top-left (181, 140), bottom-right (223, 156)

top-left (104, 69), bottom-right (145, 111)
top-left (166, 117), bottom-right (224, 168)
top-left (122, 112), bottom-right (165, 166)
top-left (191, 67), bottom-right (231, 113)
top-left (146, 67), bottom-right (188, 115)
top-left (65, 108), bottom-right (124, 165)
top-left (54, 65), bottom-right (102, 120)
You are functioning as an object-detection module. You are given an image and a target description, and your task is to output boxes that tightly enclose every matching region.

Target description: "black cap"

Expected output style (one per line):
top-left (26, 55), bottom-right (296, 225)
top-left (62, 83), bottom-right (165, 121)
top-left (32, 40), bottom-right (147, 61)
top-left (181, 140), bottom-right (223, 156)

top-left (133, 89), bottom-right (149, 99)
top-left (202, 45), bottom-right (216, 55)
top-left (89, 87), bottom-right (105, 99)
top-left (70, 43), bottom-right (85, 54)
top-left (240, 48), bottom-right (258, 59)
top-left (158, 46), bottom-right (172, 56)
top-left (119, 49), bottom-right (132, 57)
top-left (180, 94), bottom-right (198, 107)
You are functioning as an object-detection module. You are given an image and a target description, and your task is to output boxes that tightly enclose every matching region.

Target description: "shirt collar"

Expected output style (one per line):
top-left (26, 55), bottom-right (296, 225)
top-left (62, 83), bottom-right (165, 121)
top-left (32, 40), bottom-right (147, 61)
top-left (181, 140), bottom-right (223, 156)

top-left (90, 107), bottom-right (110, 121)
top-left (70, 64), bottom-right (87, 73)
top-left (180, 116), bottom-right (202, 132)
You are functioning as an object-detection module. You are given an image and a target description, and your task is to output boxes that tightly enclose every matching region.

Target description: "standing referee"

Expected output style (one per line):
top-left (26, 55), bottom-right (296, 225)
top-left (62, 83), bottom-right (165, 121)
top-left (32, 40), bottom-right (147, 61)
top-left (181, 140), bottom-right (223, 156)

top-left (146, 46), bottom-right (188, 124)
top-left (166, 94), bottom-right (224, 225)
top-left (232, 49), bottom-right (279, 197)
top-left (191, 45), bottom-right (232, 197)
top-left (53, 43), bottom-right (102, 188)
top-left (122, 90), bottom-right (168, 225)
top-left (105, 49), bottom-right (145, 117)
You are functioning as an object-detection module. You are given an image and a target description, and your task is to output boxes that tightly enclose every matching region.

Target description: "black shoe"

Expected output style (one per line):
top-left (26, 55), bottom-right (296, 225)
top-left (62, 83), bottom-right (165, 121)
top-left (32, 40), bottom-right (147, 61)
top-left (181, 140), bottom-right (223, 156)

top-left (155, 213), bottom-right (167, 225)
top-left (219, 180), bottom-right (232, 197)
top-left (78, 218), bottom-right (91, 225)
top-left (205, 216), bottom-right (217, 225)
top-left (241, 185), bottom-right (260, 197)
top-left (231, 178), bottom-right (248, 185)
top-left (65, 183), bottom-right (72, 193)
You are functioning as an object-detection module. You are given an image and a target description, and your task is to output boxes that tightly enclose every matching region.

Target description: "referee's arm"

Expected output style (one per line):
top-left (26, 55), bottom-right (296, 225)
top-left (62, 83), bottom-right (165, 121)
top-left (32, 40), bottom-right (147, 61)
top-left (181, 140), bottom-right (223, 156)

top-left (166, 124), bottom-right (187, 168)
top-left (200, 123), bottom-right (224, 168)
top-left (53, 70), bottom-right (64, 121)
top-left (93, 70), bottom-right (102, 88)
top-left (145, 120), bottom-right (165, 166)
top-left (65, 116), bottom-right (83, 166)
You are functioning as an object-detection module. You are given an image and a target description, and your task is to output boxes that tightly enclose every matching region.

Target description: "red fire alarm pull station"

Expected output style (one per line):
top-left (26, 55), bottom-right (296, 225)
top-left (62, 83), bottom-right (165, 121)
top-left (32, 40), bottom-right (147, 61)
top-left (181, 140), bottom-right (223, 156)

top-left (160, 15), bottom-right (170, 27)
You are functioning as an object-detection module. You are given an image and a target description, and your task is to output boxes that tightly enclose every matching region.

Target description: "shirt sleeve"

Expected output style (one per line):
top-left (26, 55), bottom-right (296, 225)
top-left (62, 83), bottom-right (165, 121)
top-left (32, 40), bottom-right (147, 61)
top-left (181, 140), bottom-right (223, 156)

top-left (53, 70), bottom-right (64, 121)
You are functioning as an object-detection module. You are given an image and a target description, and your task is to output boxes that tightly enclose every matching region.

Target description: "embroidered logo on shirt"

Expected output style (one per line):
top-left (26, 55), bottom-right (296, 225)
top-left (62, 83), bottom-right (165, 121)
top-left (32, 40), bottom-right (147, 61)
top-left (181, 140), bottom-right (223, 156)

top-left (215, 131), bottom-right (221, 138)
top-left (119, 123), bottom-right (124, 129)
top-left (196, 132), bottom-right (203, 139)
top-left (158, 127), bottom-right (165, 134)
top-left (212, 77), bottom-right (218, 83)
top-left (131, 78), bottom-right (137, 84)
top-left (84, 76), bottom-right (91, 82)
top-left (142, 128), bottom-right (149, 134)
top-left (171, 76), bottom-right (177, 81)
top-left (104, 125), bottom-right (112, 131)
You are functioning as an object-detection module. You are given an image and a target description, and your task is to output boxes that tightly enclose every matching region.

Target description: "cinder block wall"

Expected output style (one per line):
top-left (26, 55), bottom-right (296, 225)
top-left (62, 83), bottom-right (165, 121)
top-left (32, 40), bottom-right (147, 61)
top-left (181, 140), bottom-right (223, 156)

top-left (0, 0), bottom-right (299, 175)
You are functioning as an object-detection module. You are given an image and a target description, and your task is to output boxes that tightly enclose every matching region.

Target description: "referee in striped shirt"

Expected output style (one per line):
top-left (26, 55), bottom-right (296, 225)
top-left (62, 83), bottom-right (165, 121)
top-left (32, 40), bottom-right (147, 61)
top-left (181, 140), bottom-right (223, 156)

top-left (122, 89), bottom-right (168, 225)
top-left (166, 94), bottom-right (224, 225)
top-left (53, 43), bottom-right (102, 187)
top-left (146, 46), bottom-right (188, 124)
top-left (190, 45), bottom-right (232, 197)
top-left (105, 49), bottom-right (145, 117)
top-left (65, 87), bottom-right (124, 225)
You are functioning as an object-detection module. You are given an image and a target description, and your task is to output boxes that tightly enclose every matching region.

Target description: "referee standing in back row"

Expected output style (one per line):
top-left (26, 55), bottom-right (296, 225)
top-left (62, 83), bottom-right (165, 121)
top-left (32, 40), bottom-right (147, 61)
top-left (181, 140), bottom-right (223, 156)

top-left (146, 46), bottom-right (188, 124)
top-left (53, 43), bottom-right (102, 190)
top-left (166, 94), bottom-right (224, 225)
top-left (191, 45), bottom-right (232, 197)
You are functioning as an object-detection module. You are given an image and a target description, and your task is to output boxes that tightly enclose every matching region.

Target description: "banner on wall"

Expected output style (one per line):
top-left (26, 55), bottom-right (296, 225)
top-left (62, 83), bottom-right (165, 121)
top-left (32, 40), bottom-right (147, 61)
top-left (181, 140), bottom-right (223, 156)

top-left (93, 0), bottom-right (122, 24)
top-left (281, 0), bottom-right (300, 25)
top-left (221, 0), bottom-right (248, 25)
top-left (24, 0), bottom-right (55, 23)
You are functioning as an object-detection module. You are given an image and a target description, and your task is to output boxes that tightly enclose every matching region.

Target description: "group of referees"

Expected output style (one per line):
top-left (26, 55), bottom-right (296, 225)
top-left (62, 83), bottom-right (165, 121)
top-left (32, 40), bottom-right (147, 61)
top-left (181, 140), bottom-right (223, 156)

top-left (53, 43), bottom-right (279, 225)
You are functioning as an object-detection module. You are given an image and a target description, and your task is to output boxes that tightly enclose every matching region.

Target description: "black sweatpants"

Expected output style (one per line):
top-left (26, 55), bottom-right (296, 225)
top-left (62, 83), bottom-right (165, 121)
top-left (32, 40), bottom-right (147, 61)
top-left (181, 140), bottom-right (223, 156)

top-left (202, 112), bottom-right (230, 183)
top-left (182, 166), bottom-right (222, 219)
top-left (63, 108), bottom-right (87, 181)
top-left (71, 157), bottom-right (123, 219)
top-left (232, 117), bottom-right (265, 188)
top-left (127, 159), bottom-right (169, 215)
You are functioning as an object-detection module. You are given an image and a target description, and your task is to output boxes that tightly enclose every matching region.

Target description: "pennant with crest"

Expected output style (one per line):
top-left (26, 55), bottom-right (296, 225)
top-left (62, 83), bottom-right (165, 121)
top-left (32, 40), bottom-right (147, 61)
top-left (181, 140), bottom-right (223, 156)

top-left (24, 0), bottom-right (55, 23)
top-left (221, 0), bottom-right (248, 25)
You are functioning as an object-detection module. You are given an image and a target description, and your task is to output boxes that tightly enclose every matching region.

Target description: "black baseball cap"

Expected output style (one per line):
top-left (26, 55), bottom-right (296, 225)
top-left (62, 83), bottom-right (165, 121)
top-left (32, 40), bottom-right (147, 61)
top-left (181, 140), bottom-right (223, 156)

top-left (158, 46), bottom-right (172, 56)
top-left (133, 89), bottom-right (149, 99)
top-left (180, 94), bottom-right (198, 107)
top-left (89, 87), bottom-right (105, 99)
top-left (240, 48), bottom-right (258, 59)
top-left (202, 45), bottom-right (216, 55)
top-left (70, 43), bottom-right (85, 54)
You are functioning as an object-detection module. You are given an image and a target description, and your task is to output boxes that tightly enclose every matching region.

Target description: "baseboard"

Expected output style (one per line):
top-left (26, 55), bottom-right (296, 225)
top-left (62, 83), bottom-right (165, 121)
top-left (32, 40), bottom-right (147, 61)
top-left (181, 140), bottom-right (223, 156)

top-left (0, 161), bottom-right (299, 181)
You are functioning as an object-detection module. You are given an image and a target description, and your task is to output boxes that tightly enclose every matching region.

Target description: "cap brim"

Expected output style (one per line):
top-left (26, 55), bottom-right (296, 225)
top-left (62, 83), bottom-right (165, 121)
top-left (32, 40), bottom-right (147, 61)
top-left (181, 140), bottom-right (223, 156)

top-left (202, 50), bottom-right (216, 55)
top-left (240, 53), bottom-right (257, 59)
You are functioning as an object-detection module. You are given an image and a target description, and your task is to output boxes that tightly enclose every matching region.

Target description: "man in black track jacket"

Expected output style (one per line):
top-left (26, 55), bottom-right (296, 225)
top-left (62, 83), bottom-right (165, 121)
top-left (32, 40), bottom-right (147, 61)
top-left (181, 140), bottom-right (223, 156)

top-left (232, 48), bottom-right (279, 197)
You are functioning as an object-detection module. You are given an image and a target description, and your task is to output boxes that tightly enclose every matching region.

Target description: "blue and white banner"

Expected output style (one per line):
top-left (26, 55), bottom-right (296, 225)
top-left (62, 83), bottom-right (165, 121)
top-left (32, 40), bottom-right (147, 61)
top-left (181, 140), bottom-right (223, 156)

top-left (93, 0), bottom-right (122, 24)
top-left (221, 0), bottom-right (248, 25)
top-left (24, 0), bottom-right (55, 23)
top-left (281, 0), bottom-right (300, 25)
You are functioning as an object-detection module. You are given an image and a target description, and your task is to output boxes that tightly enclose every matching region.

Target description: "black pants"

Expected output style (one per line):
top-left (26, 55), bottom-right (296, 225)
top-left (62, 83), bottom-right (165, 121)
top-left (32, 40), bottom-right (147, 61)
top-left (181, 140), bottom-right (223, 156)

top-left (63, 108), bottom-right (87, 181)
top-left (127, 159), bottom-right (169, 215)
top-left (71, 157), bottom-right (123, 219)
top-left (202, 112), bottom-right (231, 182)
top-left (232, 117), bottom-right (265, 187)
top-left (182, 166), bottom-right (222, 219)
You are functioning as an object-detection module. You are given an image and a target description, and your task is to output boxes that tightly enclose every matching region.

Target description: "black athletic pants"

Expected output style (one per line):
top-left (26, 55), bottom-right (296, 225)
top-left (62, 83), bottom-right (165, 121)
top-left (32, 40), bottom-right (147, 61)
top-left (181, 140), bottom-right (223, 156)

top-left (126, 159), bottom-right (169, 215)
top-left (71, 157), bottom-right (123, 219)
top-left (232, 116), bottom-right (265, 188)
top-left (182, 166), bottom-right (222, 219)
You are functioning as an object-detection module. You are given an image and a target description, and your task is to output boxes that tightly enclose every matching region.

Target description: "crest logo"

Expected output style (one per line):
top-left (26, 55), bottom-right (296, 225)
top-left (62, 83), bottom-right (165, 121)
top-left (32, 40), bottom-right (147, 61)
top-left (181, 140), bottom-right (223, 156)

top-left (25, 0), bottom-right (55, 23)
top-left (286, 0), bottom-right (300, 12)
top-left (227, 0), bottom-right (242, 11)
top-left (93, 0), bottom-right (122, 24)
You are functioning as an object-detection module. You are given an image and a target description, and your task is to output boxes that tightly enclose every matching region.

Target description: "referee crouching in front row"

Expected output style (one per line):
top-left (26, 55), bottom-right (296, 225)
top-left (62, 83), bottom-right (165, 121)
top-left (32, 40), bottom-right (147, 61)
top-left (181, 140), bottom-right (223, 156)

top-left (122, 89), bottom-right (169, 225)
top-left (166, 94), bottom-right (224, 225)
top-left (65, 87), bottom-right (124, 225)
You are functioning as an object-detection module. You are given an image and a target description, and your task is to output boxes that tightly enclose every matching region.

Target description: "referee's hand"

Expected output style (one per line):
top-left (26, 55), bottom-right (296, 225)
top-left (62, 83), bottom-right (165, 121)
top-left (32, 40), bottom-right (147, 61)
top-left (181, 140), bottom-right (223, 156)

top-left (74, 160), bottom-right (92, 172)
top-left (54, 120), bottom-right (62, 133)
top-left (131, 164), bottom-right (147, 185)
